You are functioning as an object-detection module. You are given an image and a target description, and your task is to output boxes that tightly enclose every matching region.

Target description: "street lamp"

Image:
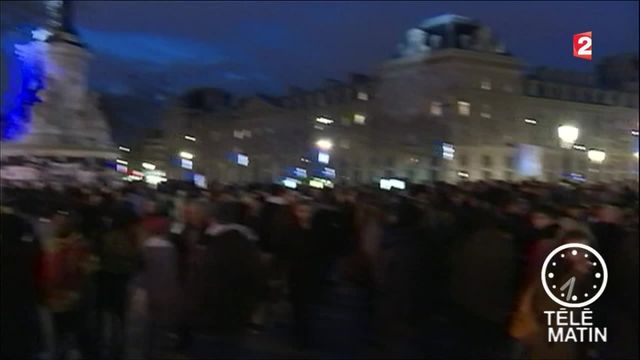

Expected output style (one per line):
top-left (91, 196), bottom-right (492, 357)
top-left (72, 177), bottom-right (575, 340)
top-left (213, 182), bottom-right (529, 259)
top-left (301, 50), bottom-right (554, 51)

top-left (179, 151), bottom-right (194, 160)
top-left (587, 149), bottom-right (606, 164)
top-left (558, 125), bottom-right (579, 148)
top-left (587, 148), bottom-right (605, 182)
top-left (558, 125), bottom-right (579, 179)
top-left (142, 162), bottom-right (156, 170)
top-left (315, 139), bottom-right (333, 151)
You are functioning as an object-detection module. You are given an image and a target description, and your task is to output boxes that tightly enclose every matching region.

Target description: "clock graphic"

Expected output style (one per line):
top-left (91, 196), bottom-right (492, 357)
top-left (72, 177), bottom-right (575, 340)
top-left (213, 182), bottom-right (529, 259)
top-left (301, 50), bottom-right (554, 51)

top-left (541, 243), bottom-right (608, 308)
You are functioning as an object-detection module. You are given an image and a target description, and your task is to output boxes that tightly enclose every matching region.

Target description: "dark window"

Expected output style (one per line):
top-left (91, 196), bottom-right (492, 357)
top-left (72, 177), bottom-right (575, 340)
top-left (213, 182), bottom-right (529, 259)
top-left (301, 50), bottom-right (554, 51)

top-left (459, 154), bottom-right (468, 167)
top-left (482, 155), bottom-right (492, 168)
top-left (505, 171), bottom-right (513, 181)
top-left (407, 169), bottom-right (415, 181)
top-left (506, 156), bottom-right (514, 169)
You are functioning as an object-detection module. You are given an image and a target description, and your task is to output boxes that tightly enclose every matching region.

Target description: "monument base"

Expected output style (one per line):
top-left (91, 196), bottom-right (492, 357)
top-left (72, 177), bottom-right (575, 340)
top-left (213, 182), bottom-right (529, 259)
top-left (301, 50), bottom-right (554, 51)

top-left (1, 142), bottom-right (118, 184)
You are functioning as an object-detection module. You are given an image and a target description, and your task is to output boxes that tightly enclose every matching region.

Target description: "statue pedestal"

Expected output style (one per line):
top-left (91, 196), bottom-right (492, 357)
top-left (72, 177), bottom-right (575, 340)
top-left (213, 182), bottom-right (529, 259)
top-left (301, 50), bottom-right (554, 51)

top-left (1, 142), bottom-right (118, 184)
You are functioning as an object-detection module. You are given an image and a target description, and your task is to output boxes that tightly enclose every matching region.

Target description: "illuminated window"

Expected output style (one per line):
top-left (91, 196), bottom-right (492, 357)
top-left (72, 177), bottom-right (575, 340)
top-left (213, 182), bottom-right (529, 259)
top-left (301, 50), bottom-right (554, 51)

top-left (318, 152), bottom-right (330, 164)
top-left (354, 113), bottom-right (366, 125)
top-left (357, 91), bottom-right (369, 101)
top-left (237, 154), bottom-right (249, 166)
top-left (443, 143), bottom-right (455, 160)
top-left (181, 159), bottom-right (193, 170)
top-left (481, 79), bottom-right (492, 90)
top-left (430, 101), bottom-right (443, 116)
top-left (457, 101), bottom-right (471, 116)
top-left (316, 116), bottom-right (333, 125)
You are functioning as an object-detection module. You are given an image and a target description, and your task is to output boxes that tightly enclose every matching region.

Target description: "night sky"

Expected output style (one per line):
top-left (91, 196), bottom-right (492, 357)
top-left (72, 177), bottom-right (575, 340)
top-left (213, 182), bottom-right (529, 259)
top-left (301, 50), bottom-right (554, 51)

top-left (0, 1), bottom-right (638, 137)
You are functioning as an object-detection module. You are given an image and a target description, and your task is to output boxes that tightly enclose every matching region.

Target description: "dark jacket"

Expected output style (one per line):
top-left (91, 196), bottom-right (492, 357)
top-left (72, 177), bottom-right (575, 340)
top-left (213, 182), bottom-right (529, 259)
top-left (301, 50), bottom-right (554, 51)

top-left (450, 226), bottom-right (518, 325)
top-left (0, 210), bottom-right (42, 359)
top-left (194, 224), bottom-right (264, 335)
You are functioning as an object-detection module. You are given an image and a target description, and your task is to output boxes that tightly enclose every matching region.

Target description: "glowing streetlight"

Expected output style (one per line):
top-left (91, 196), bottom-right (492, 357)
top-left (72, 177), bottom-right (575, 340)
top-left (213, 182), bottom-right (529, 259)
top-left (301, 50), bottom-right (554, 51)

top-left (118, 146), bottom-right (130, 152)
top-left (315, 139), bottom-right (333, 151)
top-left (315, 117), bottom-right (333, 125)
top-left (587, 149), bottom-right (606, 164)
top-left (142, 162), bottom-right (156, 170)
top-left (179, 151), bottom-right (194, 160)
top-left (184, 135), bottom-right (196, 142)
top-left (558, 125), bottom-right (579, 178)
top-left (558, 125), bottom-right (579, 148)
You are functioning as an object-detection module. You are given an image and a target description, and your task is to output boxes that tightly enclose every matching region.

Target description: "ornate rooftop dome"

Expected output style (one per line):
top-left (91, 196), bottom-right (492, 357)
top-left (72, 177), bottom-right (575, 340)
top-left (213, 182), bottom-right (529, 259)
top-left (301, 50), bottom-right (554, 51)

top-left (397, 14), bottom-right (508, 59)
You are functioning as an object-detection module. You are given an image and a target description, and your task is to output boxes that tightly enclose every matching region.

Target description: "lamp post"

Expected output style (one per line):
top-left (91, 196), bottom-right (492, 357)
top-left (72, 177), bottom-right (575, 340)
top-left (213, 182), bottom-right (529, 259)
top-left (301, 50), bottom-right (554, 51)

top-left (558, 125), bottom-right (579, 179)
top-left (587, 148), bottom-right (606, 182)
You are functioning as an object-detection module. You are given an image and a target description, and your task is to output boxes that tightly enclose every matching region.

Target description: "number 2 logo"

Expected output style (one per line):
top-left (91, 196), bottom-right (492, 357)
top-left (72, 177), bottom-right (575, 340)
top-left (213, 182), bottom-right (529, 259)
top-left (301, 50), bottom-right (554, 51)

top-left (573, 31), bottom-right (592, 60)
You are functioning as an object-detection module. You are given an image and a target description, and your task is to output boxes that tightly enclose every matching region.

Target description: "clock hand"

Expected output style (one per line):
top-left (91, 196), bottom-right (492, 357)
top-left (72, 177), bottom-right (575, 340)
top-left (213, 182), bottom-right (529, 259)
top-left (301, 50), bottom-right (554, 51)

top-left (560, 276), bottom-right (576, 301)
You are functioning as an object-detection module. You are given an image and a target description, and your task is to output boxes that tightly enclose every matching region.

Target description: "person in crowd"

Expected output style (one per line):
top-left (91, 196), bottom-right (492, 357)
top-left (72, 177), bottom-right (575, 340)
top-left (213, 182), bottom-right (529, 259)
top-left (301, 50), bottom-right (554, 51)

top-left (98, 203), bottom-right (142, 360)
top-left (591, 204), bottom-right (639, 360)
top-left (282, 198), bottom-right (319, 350)
top-left (449, 207), bottom-right (519, 359)
top-left (1, 203), bottom-right (43, 359)
top-left (522, 230), bottom-right (593, 360)
top-left (188, 200), bottom-right (265, 358)
top-left (41, 209), bottom-right (98, 360)
top-left (525, 205), bottom-right (561, 282)
top-left (139, 202), bottom-right (178, 360)
top-left (172, 198), bottom-right (211, 351)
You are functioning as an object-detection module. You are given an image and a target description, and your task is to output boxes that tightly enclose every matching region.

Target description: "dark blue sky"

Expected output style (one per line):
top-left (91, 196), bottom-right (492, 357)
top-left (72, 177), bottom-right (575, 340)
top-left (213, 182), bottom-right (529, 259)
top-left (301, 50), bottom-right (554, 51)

top-left (1, 1), bottom-right (638, 99)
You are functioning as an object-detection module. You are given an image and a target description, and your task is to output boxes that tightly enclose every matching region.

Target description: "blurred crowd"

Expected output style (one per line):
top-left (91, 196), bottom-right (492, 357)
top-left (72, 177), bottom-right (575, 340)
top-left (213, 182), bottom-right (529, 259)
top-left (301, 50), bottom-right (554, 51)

top-left (1, 180), bottom-right (638, 360)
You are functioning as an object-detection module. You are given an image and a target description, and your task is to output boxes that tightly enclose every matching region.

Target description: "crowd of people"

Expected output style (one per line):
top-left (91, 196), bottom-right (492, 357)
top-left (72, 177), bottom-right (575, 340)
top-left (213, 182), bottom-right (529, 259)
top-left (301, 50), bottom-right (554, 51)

top-left (1, 179), bottom-right (638, 360)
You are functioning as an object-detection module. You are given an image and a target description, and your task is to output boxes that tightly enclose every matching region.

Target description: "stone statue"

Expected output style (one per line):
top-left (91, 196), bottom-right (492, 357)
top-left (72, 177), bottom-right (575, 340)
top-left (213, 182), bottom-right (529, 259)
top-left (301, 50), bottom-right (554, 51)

top-left (83, 92), bottom-right (114, 148)
top-left (400, 28), bottom-right (430, 57)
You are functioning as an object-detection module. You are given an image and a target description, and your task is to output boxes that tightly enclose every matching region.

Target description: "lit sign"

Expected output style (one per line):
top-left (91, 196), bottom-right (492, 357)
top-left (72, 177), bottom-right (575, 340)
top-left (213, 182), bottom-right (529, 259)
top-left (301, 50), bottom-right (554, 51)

top-left (181, 159), bottom-right (193, 170)
top-left (442, 142), bottom-right (455, 160)
top-left (322, 167), bottom-right (336, 178)
top-left (283, 178), bottom-right (298, 189)
top-left (194, 174), bottom-right (207, 188)
top-left (379, 178), bottom-right (406, 190)
top-left (316, 116), bottom-right (333, 125)
top-left (318, 152), bottom-right (330, 164)
top-left (294, 167), bottom-right (307, 178)
top-left (237, 154), bottom-right (249, 166)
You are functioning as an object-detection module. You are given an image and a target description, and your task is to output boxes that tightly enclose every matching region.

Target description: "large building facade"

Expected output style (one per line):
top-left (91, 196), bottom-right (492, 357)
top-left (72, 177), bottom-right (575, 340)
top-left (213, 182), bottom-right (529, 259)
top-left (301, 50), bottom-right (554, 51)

top-left (161, 15), bottom-right (639, 185)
